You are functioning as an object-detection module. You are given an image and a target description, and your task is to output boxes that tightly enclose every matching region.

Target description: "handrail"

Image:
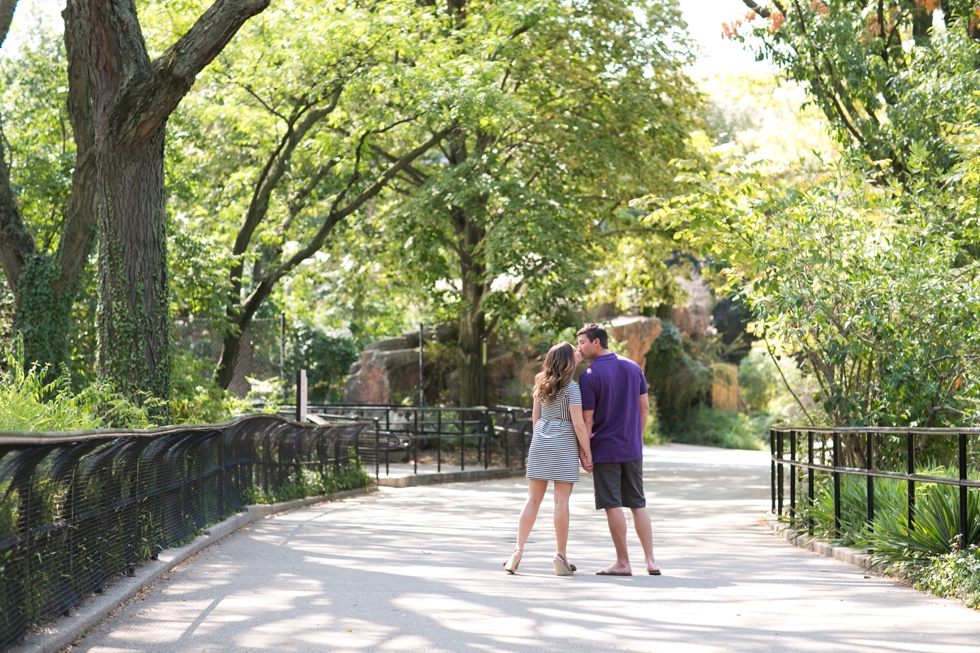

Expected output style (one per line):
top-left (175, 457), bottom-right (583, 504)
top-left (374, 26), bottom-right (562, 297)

top-left (770, 426), bottom-right (977, 546)
top-left (0, 415), bottom-right (370, 649)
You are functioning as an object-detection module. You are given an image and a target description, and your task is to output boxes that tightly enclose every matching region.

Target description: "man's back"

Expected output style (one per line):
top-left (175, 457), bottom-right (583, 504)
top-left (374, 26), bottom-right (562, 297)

top-left (579, 353), bottom-right (648, 463)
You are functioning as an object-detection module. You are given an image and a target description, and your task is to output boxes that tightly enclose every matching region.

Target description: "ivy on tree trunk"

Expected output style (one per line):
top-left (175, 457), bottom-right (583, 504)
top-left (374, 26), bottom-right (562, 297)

top-left (59, 0), bottom-right (268, 405)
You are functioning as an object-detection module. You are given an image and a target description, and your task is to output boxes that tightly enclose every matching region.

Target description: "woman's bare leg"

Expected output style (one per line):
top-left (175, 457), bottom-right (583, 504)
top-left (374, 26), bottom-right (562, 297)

top-left (552, 481), bottom-right (573, 557)
top-left (516, 479), bottom-right (548, 552)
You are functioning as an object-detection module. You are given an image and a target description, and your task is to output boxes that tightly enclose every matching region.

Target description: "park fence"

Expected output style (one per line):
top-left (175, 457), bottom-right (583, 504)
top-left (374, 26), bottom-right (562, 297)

top-left (285, 403), bottom-right (535, 476)
top-left (770, 426), bottom-right (980, 546)
top-left (0, 414), bottom-right (368, 650)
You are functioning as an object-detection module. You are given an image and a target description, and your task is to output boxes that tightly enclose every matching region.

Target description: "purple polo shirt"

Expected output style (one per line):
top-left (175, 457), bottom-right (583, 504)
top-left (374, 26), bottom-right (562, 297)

top-left (579, 353), bottom-right (648, 463)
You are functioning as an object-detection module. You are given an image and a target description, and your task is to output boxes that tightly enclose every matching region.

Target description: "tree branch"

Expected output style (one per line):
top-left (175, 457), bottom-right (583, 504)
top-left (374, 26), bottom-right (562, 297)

top-left (0, 0), bottom-right (17, 50)
top-left (741, 0), bottom-right (771, 18)
top-left (118, 0), bottom-right (271, 143)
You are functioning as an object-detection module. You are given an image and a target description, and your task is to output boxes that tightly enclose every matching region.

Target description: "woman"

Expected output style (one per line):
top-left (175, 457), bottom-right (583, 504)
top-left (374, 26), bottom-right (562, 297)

top-left (503, 342), bottom-right (593, 576)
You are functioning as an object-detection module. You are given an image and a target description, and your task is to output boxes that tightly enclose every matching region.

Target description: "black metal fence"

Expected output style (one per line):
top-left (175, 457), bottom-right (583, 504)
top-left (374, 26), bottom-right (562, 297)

top-left (0, 414), bottom-right (367, 649)
top-left (288, 404), bottom-right (534, 476)
top-left (771, 426), bottom-right (980, 545)
top-left (173, 316), bottom-right (283, 397)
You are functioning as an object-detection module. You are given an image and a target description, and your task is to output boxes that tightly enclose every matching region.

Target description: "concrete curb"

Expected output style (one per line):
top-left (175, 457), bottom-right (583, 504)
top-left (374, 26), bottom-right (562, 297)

top-left (764, 514), bottom-right (872, 570)
top-left (376, 467), bottom-right (523, 487)
top-left (9, 487), bottom-right (376, 653)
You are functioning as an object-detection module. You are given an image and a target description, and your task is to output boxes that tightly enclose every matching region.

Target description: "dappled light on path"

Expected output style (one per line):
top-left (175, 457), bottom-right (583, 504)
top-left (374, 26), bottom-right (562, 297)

top-left (71, 445), bottom-right (980, 653)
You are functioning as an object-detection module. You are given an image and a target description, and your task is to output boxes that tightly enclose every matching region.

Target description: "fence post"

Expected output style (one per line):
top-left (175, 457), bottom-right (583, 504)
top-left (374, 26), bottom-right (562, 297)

top-left (484, 409), bottom-right (490, 470)
top-left (833, 432), bottom-right (841, 537)
top-left (776, 430), bottom-right (783, 517)
top-left (770, 429), bottom-right (776, 514)
top-left (437, 410), bottom-right (443, 473)
top-left (789, 430), bottom-right (796, 524)
top-left (907, 432), bottom-right (915, 532)
top-left (460, 410), bottom-right (466, 472)
top-left (295, 369), bottom-right (308, 423)
top-left (414, 409), bottom-right (419, 475)
top-left (866, 431), bottom-right (875, 531)
top-left (807, 431), bottom-right (814, 536)
top-left (419, 323), bottom-right (424, 407)
top-left (374, 419), bottom-right (380, 481)
top-left (279, 311), bottom-right (286, 398)
top-left (959, 433), bottom-right (968, 550)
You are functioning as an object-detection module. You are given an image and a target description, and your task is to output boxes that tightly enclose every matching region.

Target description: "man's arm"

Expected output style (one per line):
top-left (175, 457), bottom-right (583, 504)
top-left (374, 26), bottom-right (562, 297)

top-left (583, 409), bottom-right (594, 436)
top-left (639, 393), bottom-right (649, 435)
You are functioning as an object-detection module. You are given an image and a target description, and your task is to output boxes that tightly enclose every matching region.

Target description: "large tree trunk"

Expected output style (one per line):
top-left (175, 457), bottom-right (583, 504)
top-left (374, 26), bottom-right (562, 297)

top-left (61, 0), bottom-right (268, 406)
top-left (452, 203), bottom-right (487, 407)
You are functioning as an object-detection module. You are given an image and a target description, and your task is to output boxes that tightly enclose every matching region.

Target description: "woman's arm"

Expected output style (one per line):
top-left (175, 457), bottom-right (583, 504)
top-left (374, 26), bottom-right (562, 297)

top-left (569, 404), bottom-right (593, 471)
top-left (532, 398), bottom-right (541, 432)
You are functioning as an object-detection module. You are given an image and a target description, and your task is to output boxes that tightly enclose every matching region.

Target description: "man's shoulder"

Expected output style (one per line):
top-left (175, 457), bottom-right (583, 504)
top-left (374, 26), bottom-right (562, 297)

top-left (614, 354), bottom-right (642, 370)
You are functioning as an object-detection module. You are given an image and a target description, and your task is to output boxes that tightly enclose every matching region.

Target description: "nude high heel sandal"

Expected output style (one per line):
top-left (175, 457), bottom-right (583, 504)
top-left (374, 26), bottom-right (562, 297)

top-left (553, 553), bottom-right (576, 576)
top-left (503, 549), bottom-right (522, 574)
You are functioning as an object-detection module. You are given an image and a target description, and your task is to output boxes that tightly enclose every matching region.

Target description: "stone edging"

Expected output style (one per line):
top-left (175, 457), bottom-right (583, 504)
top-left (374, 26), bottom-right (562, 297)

top-left (377, 467), bottom-right (524, 487)
top-left (764, 514), bottom-right (872, 570)
top-left (9, 487), bottom-right (376, 653)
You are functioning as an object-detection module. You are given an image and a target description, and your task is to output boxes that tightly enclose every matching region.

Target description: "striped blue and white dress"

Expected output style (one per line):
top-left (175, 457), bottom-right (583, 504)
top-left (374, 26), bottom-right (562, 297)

top-left (526, 380), bottom-right (582, 483)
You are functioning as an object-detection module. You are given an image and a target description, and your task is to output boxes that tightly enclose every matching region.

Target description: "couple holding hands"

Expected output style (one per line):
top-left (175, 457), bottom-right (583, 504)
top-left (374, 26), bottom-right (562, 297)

top-left (503, 323), bottom-right (661, 577)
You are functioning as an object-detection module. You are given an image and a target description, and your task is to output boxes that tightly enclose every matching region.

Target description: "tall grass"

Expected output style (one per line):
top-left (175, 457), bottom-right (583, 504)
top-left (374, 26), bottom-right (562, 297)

top-left (791, 465), bottom-right (980, 566)
top-left (0, 341), bottom-right (153, 431)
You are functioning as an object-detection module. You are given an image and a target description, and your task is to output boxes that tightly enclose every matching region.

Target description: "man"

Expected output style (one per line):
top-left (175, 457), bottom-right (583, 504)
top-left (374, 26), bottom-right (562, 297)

top-left (576, 323), bottom-right (661, 576)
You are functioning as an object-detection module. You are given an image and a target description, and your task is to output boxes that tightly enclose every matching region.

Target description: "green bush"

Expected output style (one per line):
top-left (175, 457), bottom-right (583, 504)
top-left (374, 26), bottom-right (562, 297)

top-left (793, 466), bottom-right (980, 561)
top-left (0, 340), bottom-right (154, 431)
top-left (643, 393), bottom-right (662, 445)
top-left (286, 324), bottom-right (360, 403)
top-left (663, 406), bottom-right (769, 450)
top-left (645, 321), bottom-right (712, 425)
top-left (243, 455), bottom-right (372, 504)
top-left (170, 350), bottom-right (250, 425)
top-left (902, 547), bottom-right (980, 609)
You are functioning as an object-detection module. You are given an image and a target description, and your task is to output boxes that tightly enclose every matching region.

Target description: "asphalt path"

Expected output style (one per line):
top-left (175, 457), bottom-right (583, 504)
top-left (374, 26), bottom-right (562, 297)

top-left (71, 444), bottom-right (980, 653)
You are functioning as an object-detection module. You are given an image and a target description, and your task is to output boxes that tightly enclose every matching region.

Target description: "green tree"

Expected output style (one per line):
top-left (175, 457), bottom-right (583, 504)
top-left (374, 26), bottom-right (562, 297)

top-left (153, 0), bottom-right (453, 390)
top-left (378, 0), bottom-right (699, 405)
top-left (0, 0), bottom-right (270, 411)
top-left (736, 0), bottom-right (980, 182)
top-left (650, 151), bottom-right (980, 428)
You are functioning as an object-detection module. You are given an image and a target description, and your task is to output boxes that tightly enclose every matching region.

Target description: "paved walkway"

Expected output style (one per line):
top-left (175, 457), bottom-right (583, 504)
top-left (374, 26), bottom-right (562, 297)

top-left (72, 445), bottom-right (980, 652)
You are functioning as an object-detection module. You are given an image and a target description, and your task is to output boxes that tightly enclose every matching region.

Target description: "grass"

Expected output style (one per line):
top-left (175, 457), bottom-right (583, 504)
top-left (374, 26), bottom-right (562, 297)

top-left (0, 341), bottom-right (154, 431)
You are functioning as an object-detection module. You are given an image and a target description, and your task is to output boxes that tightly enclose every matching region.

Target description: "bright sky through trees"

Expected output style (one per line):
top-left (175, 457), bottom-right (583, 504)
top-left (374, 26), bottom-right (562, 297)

top-left (676, 0), bottom-right (760, 76)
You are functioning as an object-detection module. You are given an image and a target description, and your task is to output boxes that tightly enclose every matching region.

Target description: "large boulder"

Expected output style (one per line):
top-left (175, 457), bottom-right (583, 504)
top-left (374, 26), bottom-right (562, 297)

top-left (342, 326), bottom-right (453, 404)
top-left (608, 316), bottom-right (662, 368)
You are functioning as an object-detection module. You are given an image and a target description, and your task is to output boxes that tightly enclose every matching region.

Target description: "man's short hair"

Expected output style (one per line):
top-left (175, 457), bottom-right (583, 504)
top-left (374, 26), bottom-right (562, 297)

top-left (577, 323), bottom-right (608, 349)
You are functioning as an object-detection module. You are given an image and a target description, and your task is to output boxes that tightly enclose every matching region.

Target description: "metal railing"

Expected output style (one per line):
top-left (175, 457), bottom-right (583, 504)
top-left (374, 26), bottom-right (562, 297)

top-left (0, 414), bottom-right (368, 650)
top-left (771, 426), bottom-right (980, 545)
top-left (282, 404), bottom-right (534, 476)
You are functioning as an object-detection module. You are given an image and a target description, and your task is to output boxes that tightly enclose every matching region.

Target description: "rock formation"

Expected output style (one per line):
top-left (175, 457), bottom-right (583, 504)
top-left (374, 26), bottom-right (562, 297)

top-left (607, 316), bottom-right (662, 368)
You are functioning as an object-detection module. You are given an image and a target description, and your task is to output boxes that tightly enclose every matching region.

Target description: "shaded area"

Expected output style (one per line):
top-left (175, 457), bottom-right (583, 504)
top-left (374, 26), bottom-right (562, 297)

top-left (73, 445), bottom-right (980, 653)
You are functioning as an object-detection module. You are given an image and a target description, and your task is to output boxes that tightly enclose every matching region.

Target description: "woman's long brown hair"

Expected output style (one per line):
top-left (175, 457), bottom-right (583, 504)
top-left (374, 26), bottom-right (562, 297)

top-left (533, 342), bottom-right (576, 405)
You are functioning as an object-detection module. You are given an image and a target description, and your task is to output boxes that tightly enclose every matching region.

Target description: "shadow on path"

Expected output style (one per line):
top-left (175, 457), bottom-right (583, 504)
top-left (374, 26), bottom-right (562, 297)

top-left (71, 444), bottom-right (980, 653)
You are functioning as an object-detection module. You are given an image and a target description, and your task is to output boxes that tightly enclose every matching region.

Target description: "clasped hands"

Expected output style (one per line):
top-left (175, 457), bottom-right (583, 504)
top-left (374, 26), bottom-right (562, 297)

top-left (579, 452), bottom-right (594, 473)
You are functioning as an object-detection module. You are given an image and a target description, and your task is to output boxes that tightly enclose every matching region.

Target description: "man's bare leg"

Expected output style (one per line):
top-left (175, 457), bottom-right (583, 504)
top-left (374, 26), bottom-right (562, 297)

top-left (631, 507), bottom-right (660, 573)
top-left (601, 507), bottom-right (632, 574)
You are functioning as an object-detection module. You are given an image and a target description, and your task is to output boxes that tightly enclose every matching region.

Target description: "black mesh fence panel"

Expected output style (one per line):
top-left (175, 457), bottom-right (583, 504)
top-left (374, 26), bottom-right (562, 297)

top-left (173, 318), bottom-right (282, 397)
top-left (0, 414), bottom-right (369, 649)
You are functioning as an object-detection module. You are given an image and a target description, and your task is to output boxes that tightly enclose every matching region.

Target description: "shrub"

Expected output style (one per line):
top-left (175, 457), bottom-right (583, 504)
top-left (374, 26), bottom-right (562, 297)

top-left (243, 455), bottom-right (372, 504)
top-left (664, 406), bottom-right (769, 450)
top-left (645, 321), bottom-right (712, 425)
top-left (902, 547), bottom-right (980, 609)
top-left (0, 340), bottom-right (154, 431)
top-left (793, 466), bottom-right (980, 561)
top-left (170, 350), bottom-right (250, 425)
